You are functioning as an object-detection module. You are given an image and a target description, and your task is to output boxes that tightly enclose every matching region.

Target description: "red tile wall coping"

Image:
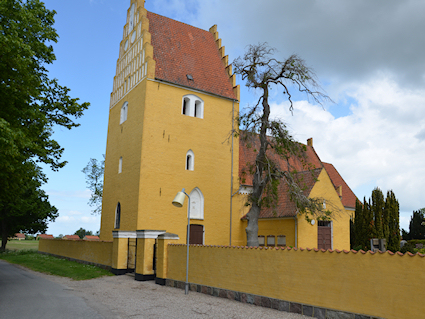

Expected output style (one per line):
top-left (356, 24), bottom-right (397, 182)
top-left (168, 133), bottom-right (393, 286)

top-left (168, 243), bottom-right (425, 257)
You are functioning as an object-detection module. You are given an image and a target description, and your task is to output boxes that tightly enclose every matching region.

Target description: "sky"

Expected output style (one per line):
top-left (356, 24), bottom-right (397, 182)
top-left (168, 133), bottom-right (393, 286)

top-left (39, 0), bottom-right (425, 236)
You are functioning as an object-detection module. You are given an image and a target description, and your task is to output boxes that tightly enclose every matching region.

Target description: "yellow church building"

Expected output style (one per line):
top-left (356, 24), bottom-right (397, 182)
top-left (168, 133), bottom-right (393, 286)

top-left (99, 0), bottom-right (356, 276)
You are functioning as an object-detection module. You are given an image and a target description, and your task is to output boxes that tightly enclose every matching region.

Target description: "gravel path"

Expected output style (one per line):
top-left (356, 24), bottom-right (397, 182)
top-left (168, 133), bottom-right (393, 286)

top-left (20, 267), bottom-right (309, 319)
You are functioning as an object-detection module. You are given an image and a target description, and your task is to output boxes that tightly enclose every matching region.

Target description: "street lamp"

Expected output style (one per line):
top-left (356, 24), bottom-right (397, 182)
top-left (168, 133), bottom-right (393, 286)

top-left (172, 188), bottom-right (191, 295)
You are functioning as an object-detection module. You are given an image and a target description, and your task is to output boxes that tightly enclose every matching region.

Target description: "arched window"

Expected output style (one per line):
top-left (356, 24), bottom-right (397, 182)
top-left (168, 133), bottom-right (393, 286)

top-left (182, 97), bottom-right (189, 115)
top-left (194, 100), bottom-right (203, 118)
top-left (120, 102), bottom-right (128, 124)
top-left (185, 150), bottom-right (194, 170)
top-left (181, 95), bottom-right (203, 118)
top-left (118, 157), bottom-right (123, 173)
top-left (189, 187), bottom-right (204, 219)
top-left (115, 202), bottom-right (121, 229)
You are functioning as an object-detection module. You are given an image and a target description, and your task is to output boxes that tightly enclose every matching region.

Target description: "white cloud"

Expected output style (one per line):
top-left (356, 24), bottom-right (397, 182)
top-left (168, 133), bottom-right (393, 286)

top-left (270, 75), bottom-right (425, 230)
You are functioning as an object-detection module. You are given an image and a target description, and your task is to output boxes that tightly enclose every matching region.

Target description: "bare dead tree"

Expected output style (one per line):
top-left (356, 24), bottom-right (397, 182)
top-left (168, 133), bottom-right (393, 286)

top-left (233, 43), bottom-right (333, 246)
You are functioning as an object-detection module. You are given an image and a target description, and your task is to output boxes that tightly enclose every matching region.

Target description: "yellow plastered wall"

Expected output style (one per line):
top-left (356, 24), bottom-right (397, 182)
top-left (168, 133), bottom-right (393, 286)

top-left (135, 237), bottom-right (155, 275)
top-left (38, 239), bottom-right (112, 267)
top-left (112, 237), bottom-right (129, 270)
top-left (258, 219), bottom-right (296, 247)
top-left (298, 169), bottom-right (350, 250)
top-left (167, 244), bottom-right (424, 319)
top-left (156, 236), bottom-right (179, 279)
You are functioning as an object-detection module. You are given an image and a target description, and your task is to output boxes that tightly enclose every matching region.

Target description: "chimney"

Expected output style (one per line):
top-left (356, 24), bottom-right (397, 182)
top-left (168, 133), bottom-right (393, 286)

top-left (307, 138), bottom-right (313, 147)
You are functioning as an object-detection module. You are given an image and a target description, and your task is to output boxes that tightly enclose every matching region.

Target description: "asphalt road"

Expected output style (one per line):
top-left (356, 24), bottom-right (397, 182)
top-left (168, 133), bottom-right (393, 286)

top-left (0, 260), bottom-right (110, 319)
top-left (0, 260), bottom-right (308, 319)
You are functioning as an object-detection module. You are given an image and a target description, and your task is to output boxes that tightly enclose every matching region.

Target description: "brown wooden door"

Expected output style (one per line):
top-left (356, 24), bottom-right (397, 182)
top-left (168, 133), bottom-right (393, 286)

top-left (317, 221), bottom-right (331, 250)
top-left (189, 224), bottom-right (203, 244)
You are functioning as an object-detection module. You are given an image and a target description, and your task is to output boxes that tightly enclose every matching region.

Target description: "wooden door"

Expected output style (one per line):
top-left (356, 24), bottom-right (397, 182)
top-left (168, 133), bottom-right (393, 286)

top-left (189, 224), bottom-right (203, 245)
top-left (127, 238), bottom-right (136, 271)
top-left (317, 221), bottom-right (332, 250)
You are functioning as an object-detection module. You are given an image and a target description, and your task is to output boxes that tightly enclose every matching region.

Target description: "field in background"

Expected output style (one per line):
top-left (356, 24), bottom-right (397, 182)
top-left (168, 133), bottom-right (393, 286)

top-left (1, 240), bottom-right (39, 251)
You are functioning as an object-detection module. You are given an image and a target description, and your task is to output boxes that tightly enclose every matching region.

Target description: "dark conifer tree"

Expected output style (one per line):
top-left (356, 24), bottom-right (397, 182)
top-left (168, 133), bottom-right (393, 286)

top-left (385, 190), bottom-right (400, 252)
top-left (371, 188), bottom-right (385, 239)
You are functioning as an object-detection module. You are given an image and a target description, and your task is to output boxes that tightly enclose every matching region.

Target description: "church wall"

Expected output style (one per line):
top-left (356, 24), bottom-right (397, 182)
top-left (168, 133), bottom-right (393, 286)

top-left (135, 80), bottom-right (239, 245)
top-left (298, 169), bottom-right (350, 250)
top-left (100, 79), bottom-right (148, 241)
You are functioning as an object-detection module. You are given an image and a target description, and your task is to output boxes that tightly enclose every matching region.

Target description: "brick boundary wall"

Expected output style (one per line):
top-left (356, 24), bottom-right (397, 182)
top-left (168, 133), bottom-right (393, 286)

top-left (38, 251), bottom-right (111, 271)
top-left (165, 279), bottom-right (379, 319)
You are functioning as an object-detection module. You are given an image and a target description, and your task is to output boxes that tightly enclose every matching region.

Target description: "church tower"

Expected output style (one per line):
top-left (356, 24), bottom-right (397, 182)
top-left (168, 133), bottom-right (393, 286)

top-left (100, 0), bottom-right (240, 245)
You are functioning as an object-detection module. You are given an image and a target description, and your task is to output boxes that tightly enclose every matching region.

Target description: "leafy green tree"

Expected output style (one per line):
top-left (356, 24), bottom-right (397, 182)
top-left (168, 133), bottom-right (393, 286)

top-left (82, 156), bottom-right (105, 214)
top-left (233, 43), bottom-right (331, 246)
top-left (74, 228), bottom-right (93, 239)
top-left (0, 163), bottom-right (58, 251)
top-left (0, 0), bottom-right (89, 251)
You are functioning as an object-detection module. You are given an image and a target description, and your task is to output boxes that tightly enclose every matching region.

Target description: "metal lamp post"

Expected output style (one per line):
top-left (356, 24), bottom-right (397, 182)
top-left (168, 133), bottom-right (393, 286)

top-left (172, 188), bottom-right (191, 295)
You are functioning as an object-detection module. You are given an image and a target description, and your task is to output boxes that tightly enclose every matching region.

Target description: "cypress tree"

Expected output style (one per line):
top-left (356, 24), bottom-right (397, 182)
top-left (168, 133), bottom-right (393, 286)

top-left (385, 190), bottom-right (400, 252)
top-left (371, 188), bottom-right (385, 239)
top-left (364, 198), bottom-right (374, 250)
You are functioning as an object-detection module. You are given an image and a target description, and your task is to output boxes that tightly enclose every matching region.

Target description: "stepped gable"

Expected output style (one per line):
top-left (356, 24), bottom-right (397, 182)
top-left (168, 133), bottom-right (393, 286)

top-left (239, 138), bottom-right (323, 186)
top-left (147, 11), bottom-right (236, 100)
top-left (322, 162), bottom-right (357, 209)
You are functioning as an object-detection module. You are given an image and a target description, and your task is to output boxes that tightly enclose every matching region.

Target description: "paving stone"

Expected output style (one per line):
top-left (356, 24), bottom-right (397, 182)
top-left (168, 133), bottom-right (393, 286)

top-left (290, 302), bottom-right (302, 314)
top-left (313, 307), bottom-right (326, 319)
top-left (303, 305), bottom-right (313, 316)
top-left (219, 289), bottom-right (227, 298)
top-left (240, 293), bottom-right (247, 303)
top-left (189, 284), bottom-right (197, 292)
top-left (227, 290), bottom-right (235, 300)
top-left (327, 310), bottom-right (354, 319)
top-left (213, 287), bottom-right (220, 297)
top-left (278, 300), bottom-right (290, 312)
top-left (261, 296), bottom-right (271, 308)
top-left (253, 295), bottom-right (262, 306)
top-left (234, 291), bottom-right (240, 302)
top-left (271, 298), bottom-right (280, 310)
top-left (246, 294), bottom-right (254, 304)
top-left (354, 315), bottom-right (371, 319)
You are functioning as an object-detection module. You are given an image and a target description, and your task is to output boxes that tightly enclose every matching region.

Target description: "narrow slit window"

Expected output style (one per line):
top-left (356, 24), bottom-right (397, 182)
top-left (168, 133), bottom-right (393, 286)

top-left (182, 98), bottom-right (189, 115)
top-left (185, 150), bottom-right (194, 170)
top-left (115, 202), bottom-right (121, 229)
top-left (118, 157), bottom-right (123, 173)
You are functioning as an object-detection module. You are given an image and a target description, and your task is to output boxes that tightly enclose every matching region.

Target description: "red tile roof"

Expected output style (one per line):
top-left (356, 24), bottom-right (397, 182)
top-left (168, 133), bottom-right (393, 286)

top-left (63, 235), bottom-right (80, 240)
top-left (239, 138), bottom-right (323, 186)
top-left (14, 233), bottom-right (25, 239)
top-left (239, 137), bottom-right (357, 218)
top-left (147, 11), bottom-right (236, 100)
top-left (83, 235), bottom-right (100, 241)
top-left (37, 234), bottom-right (54, 239)
top-left (322, 162), bottom-right (357, 209)
top-left (256, 168), bottom-right (323, 218)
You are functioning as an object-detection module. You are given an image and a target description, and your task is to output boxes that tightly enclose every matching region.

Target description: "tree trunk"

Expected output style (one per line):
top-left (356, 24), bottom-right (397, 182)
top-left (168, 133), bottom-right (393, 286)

top-left (1, 220), bottom-right (8, 252)
top-left (246, 203), bottom-right (260, 246)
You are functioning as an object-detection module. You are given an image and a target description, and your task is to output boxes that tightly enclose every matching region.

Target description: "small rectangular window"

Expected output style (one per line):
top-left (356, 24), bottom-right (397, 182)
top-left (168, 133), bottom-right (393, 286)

top-left (258, 235), bottom-right (265, 246)
top-left (277, 235), bottom-right (286, 246)
top-left (267, 235), bottom-right (275, 246)
top-left (118, 157), bottom-right (122, 173)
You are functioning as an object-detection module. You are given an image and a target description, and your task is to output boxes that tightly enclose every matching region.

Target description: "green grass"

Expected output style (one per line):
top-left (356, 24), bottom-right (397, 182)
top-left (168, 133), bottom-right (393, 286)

top-left (2, 240), bottom-right (39, 251)
top-left (0, 249), bottom-right (114, 280)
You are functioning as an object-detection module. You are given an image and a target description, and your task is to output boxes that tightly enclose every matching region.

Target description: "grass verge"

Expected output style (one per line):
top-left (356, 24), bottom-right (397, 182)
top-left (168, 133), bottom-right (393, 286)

top-left (0, 249), bottom-right (114, 280)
